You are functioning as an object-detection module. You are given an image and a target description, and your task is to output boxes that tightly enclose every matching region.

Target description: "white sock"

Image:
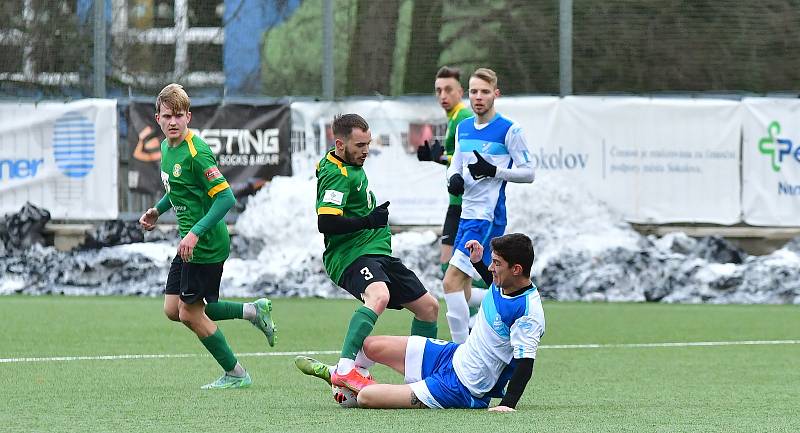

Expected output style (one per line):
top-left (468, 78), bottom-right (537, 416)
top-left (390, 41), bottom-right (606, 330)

top-left (242, 303), bottom-right (257, 320)
top-left (445, 291), bottom-right (470, 344)
top-left (227, 362), bottom-right (246, 377)
top-left (354, 349), bottom-right (375, 369)
top-left (336, 358), bottom-right (355, 375)
top-left (468, 287), bottom-right (488, 307)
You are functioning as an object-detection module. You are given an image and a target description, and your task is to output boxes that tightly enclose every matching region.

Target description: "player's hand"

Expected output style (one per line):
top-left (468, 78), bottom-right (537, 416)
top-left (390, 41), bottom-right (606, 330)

top-left (139, 208), bottom-right (159, 231)
top-left (416, 141), bottom-right (432, 161)
top-left (488, 405), bottom-right (516, 412)
top-left (417, 140), bottom-right (445, 164)
top-left (428, 140), bottom-right (446, 165)
top-left (178, 232), bottom-right (199, 262)
top-left (468, 150), bottom-right (497, 179)
top-left (366, 201), bottom-right (390, 228)
top-left (447, 173), bottom-right (464, 196)
top-left (465, 240), bottom-right (484, 263)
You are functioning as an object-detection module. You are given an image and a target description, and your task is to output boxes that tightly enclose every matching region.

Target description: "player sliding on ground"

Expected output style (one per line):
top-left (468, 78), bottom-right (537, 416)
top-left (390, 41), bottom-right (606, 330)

top-left (307, 233), bottom-right (544, 410)
top-left (139, 83), bottom-right (276, 389)
top-left (295, 113), bottom-right (440, 394)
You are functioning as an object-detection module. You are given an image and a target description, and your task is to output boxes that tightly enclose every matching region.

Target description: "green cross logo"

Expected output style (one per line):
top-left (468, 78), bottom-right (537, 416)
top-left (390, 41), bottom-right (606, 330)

top-left (759, 121), bottom-right (793, 172)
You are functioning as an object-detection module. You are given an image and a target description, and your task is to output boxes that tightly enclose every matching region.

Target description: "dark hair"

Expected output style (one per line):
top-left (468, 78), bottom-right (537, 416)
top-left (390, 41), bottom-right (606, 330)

top-left (332, 113), bottom-right (369, 139)
top-left (490, 233), bottom-right (534, 277)
top-left (436, 66), bottom-right (462, 82)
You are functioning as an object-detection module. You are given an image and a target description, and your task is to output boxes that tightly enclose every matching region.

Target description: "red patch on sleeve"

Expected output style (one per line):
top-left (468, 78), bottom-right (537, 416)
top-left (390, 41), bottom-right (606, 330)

top-left (205, 166), bottom-right (222, 181)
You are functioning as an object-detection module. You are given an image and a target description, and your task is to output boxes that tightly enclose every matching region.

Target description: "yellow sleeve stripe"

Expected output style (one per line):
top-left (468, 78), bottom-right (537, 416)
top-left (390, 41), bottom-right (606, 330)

top-left (317, 207), bottom-right (343, 216)
top-left (186, 131), bottom-right (198, 157)
top-left (325, 152), bottom-right (348, 177)
top-left (207, 181), bottom-right (230, 197)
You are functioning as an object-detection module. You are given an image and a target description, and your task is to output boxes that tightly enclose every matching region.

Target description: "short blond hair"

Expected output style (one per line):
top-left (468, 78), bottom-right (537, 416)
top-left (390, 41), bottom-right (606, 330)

top-left (471, 68), bottom-right (498, 89)
top-left (156, 83), bottom-right (190, 114)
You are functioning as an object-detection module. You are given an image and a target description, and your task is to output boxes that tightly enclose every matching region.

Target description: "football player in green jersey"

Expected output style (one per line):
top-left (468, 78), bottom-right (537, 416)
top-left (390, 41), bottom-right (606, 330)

top-left (296, 113), bottom-right (440, 395)
top-left (138, 83), bottom-right (276, 389)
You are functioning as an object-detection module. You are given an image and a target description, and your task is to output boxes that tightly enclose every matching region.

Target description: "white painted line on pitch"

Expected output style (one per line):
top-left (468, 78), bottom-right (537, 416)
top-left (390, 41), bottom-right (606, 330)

top-left (1, 340), bottom-right (799, 364)
top-left (541, 340), bottom-right (800, 349)
top-left (0, 350), bottom-right (339, 364)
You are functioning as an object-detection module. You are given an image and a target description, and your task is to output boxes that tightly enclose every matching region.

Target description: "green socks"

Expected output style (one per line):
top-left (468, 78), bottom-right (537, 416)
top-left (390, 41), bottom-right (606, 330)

top-left (204, 301), bottom-right (244, 321)
top-left (199, 328), bottom-right (238, 372)
top-left (440, 262), bottom-right (449, 274)
top-left (411, 317), bottom-right (438, 339)
top-left (340, 306), bottom-right (378, 360)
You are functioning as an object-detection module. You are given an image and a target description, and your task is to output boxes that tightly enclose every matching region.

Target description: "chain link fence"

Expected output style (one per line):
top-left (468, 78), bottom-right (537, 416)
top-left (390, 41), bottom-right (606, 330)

top-left (2, 0), bottom-right (800, 98)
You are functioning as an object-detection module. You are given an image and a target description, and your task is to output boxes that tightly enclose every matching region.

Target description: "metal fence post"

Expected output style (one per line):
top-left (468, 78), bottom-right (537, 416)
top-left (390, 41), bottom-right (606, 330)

top-left (559, 0), bottom-right (573, 96)
top-left (322, 0), bottom-right (334, 99)
top-left (93, 0), bottom-right (107, 98)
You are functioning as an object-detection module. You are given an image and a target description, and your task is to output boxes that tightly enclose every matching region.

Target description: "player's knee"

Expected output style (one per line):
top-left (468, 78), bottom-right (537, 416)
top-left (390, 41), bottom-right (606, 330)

top-left (364, 288), bottom-right (390, 311)
top-left (177, 309), bottom-right (195, 327)
top-left (356, 386), bottom-right (378, 408)
top-left (418, 296), bottom-right (439, 322)
top-left (443, 275), bottom-right (460, 294)
top-left (375, 294), bottom-right (390, 309)
top-left (164, 306), bottom-right (180, 321)
top-left (362, 336), bottom-right (378, 358)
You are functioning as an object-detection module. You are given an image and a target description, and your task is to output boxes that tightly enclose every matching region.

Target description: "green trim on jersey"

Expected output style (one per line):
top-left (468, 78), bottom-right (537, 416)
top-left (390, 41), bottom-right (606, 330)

top-left (445, 102), bottom-right (473, 206)
top-left (315, 151), bottom-right (392, 284)
top-left (160, 131), bottom-right (231, 263)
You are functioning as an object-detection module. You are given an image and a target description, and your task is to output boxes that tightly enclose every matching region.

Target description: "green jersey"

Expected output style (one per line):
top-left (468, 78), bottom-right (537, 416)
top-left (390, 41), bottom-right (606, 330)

top-left (160, 131), bottom-right (231, 263)
top-left (316, 151), bottom-right (392, 284)
top-left (445, 102), bottom-right (473, 205)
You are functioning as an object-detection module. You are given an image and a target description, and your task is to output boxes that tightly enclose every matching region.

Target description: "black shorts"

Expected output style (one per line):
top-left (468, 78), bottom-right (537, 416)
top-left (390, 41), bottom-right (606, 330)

top-left (338, 255), bottom-right (428, 310)
top-left (441, 204), bottom-right (462, 246)
top-left (164, 255), bottom-right (224, 305)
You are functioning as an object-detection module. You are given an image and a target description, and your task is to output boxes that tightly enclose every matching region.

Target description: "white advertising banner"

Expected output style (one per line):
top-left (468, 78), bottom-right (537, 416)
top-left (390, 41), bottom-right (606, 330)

top-left (742, 98), bottom-right (800, 226)
top-left (293, 96), bottom-right (742, 225)
top-left (506, 96), bottom-right (741, 224)
top-left (0, 99), bottom-right (118, 219)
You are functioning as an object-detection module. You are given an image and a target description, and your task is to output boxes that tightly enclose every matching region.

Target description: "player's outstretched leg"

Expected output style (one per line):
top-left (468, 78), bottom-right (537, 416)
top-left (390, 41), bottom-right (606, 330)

top-left (251, 298), bottom-right (276, 347)
top-left (294, 355), bottom-right (334, 385)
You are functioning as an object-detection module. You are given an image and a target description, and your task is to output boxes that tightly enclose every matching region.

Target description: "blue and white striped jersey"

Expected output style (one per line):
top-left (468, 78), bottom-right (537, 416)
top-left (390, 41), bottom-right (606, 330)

top-left (451, 283), bottom-right (545, 398)
top-left (447, 113), bottom-right (534, 224)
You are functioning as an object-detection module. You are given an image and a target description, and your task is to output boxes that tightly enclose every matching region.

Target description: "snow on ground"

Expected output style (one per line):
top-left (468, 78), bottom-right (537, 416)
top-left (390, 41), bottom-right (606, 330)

top-left (2, 172), bottom-right (800, 304)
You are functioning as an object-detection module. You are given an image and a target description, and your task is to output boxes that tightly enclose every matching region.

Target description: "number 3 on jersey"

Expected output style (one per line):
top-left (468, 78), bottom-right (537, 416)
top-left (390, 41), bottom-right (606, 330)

top-left (360, 267), bottom-right (374, 281)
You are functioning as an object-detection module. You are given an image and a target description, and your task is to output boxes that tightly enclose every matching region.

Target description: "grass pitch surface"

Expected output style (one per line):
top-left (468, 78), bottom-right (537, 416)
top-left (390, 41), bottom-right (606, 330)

top-left (1, 296), bottom-right (798, 433)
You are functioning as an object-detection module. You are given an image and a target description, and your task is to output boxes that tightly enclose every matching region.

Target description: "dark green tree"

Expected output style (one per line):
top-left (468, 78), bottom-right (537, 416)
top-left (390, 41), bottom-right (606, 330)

top-left (402, 0), bottom-right (444, 94)
top-left (346, 0), bottom-right (401, 95)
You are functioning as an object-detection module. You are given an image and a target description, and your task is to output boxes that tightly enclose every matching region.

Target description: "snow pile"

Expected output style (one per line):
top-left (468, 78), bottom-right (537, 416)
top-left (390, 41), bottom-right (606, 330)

top-left (2, 173), bottom-right (799, 304)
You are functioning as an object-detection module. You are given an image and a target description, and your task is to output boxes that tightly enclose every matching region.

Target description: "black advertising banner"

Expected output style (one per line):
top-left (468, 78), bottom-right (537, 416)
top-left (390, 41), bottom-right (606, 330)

top-left (128, 102), bottom-right (292, 196)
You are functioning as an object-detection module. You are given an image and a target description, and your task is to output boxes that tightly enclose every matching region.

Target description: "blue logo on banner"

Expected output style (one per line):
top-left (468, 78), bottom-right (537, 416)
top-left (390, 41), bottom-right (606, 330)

top-left (52, 112), bottom-right (95, 178)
